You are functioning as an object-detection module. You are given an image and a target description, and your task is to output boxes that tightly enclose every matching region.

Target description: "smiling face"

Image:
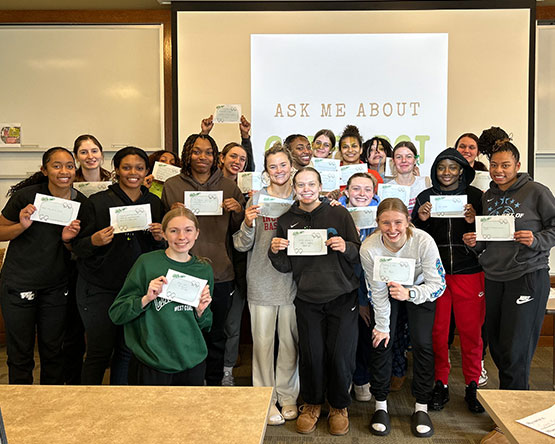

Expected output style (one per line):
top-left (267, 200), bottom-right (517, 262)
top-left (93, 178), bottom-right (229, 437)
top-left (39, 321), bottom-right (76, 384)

top-left (42, 150), bottom-right (76, 190)
top-left (266, 152), bottom-right (292, 186)
top-left (377, 209), bottom-right (409, 248)
top-left (294, 170), bottom-right (322, 209)
top-left (436, 159), bottom-right (463, 191)
top-left (346, 176), bottom-right (375, 207)
top-left (340, 136), bottom-right (362, 165)
top-left (221, 146), bottom-right (247, 177)
top-left (115, 154), bottom-right (147, 191)
top-left (190, 137), bottom-right (215, 176)
top-left (290, 137), bottom-right (312, 167)
top-left (312, 134), bottom-right (333, 158)
top-left (367, 140), bottom-right (387, 168)
top-left (456, 136), bottom-right (479, 166)
top-left (75, 139), bottom-right (103, 171)
top-left (164, 215), bottom-right (199, 256)
top-left (489, 151), bottom-right (520, 191)
top-left (393, 146), bottom-right (416, 174)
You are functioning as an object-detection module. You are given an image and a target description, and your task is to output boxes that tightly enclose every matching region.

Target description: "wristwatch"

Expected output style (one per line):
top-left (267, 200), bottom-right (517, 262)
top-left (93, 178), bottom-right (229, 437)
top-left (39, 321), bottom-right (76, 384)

top-left (409, 289), bottom-right (416, 300)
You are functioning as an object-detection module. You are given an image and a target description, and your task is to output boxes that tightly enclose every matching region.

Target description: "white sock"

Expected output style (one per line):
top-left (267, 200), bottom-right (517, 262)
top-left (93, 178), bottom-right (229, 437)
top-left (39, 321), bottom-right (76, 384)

top-left (372, 401), bottom-right (388, 432)
top-left (414, 403), bottom-right (430, 434)
top-left (375, 400), bottom-right (388, 412)
top-left (415, 402), bottom-right (427, 413)
top-left (223, 366), bottom-right (233, 373)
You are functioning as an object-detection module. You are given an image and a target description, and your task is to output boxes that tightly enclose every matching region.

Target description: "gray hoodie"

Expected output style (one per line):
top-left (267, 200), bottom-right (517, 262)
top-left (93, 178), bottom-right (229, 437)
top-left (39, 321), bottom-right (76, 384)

top-left (474, 173), bottom-right (555, 281)
top-left (232, 188), bottom-right (297, 305)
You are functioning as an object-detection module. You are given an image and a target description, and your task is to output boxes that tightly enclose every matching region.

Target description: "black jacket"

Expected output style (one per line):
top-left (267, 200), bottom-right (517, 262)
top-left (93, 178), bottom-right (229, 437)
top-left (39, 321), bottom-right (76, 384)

top-left (412, 148), bottom-right (483, 275)
top-left (72, 183), bottom-right (165, 291)
top-left (268, 199), bottom-right (360, 304)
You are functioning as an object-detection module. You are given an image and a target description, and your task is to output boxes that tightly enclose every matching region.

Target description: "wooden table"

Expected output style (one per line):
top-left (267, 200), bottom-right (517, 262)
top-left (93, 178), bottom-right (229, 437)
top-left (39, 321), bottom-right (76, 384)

top-left (547, 296), bottom-right (555, 390)
top-left (477, 389), bottom-right (555, 444)
top-left (0, 385), bottom-right (273, 444)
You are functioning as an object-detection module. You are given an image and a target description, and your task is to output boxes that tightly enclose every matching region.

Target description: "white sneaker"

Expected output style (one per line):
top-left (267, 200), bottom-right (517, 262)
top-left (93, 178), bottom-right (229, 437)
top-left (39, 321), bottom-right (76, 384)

top-left (354, 383), bottom-right (372, 402)
top-left (478, 360), bottom-right (488, 387)
top-left (221, 370), bottom-right (235, 386)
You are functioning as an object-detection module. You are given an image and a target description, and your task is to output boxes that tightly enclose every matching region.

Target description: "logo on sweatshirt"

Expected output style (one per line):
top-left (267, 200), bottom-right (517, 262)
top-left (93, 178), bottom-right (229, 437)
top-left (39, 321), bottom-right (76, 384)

top-left (487, 196), bottom-right (523, 218)
top-left (20, 291), bottom-right (35, 301)
top-left (516, 295), bottom-right (533, 305)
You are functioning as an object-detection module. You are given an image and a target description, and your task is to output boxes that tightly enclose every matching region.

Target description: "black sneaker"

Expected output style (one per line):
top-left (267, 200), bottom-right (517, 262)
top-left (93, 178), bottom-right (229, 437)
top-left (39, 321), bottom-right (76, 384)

top-left (428, 380), bottom-right (449, 411)
top-left (465, 381), bottom-right (485, 413)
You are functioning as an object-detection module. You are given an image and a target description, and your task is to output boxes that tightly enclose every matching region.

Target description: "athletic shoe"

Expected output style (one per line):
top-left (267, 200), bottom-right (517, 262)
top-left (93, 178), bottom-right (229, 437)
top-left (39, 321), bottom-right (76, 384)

top-left (221, 370), bottom-right (235, 386)
top-left (428, 380), bottom-right (449, 411)
top-left (479, 360), bottom-right (489, 387)
top-left (353, 383), bottom-right (372, 401)
top-left (465, 381), bottom-right (485, 413)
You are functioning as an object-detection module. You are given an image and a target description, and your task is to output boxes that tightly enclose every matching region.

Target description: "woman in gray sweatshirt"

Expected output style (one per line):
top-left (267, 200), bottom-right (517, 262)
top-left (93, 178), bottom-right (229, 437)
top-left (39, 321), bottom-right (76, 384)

top-left (232, 143), bottom-right (299, 426)
top-left (360, 197), bottom-right (446, 439)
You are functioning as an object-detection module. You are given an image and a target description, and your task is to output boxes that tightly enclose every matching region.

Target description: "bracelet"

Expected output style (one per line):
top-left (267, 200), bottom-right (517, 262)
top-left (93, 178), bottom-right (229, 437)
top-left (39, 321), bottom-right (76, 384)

top-left (62, 239), bottom-right (72, 244)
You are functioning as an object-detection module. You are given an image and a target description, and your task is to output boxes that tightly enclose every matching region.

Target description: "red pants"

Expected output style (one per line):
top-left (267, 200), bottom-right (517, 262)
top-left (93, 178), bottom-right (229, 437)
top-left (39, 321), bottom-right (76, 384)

top-left (432, 273), bottom-right (485, 385)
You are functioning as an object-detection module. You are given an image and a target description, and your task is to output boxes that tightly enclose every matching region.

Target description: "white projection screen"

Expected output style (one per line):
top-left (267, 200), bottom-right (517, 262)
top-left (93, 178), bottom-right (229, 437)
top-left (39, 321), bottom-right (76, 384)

top-left (176, 7), bottom-right (532, 175)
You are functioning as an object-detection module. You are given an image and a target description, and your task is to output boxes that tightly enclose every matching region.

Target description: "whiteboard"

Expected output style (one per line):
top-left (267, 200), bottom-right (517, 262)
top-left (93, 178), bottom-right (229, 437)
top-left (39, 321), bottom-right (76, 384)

top-left (536, 25), bottom-right (555, 153)
top-left (0, 25), bottom-right (164, 151)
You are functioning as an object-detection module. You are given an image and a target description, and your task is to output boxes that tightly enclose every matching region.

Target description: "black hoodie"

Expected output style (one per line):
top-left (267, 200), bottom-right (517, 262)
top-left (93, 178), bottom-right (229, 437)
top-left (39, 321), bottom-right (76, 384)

top-left (412, 148), bottom-right (483, 275)
top-left (73, 183), bottom-right (165, 291)
top-left (268, 199), bottom-right (360, 304)
top-left (473, 172), bottom-right (555, 281)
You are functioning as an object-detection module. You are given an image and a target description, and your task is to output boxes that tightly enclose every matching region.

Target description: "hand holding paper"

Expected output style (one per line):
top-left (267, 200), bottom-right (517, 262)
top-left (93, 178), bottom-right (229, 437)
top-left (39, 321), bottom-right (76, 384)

top-left (158, 269), bottom-right (208, 308)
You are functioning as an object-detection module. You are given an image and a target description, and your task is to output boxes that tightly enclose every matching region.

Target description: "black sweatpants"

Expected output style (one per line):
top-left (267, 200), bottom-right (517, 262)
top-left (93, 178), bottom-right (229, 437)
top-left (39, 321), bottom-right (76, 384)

top-left (203, 281), bottom-right (234, 386)
top-left (76, 276), bottom-right (130, 385)
top-left (369, 297), bottom-right (436, 404)
top-left (485, 268), bottom-right (550, 390)
top-left (295, 291), bottom-right (358, 409)
top-left (128, 354), bottom-right (206, 386)
top-left (0, 280), bottom-right (68, 384)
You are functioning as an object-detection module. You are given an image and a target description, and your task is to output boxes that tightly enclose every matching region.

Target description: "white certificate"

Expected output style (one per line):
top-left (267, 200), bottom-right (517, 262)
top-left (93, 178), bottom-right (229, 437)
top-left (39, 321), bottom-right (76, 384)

top-left (258, 194), bottom-right (293, 219)
top-left (313, 158), bottom-right (341, 192)
top-left (184, 191), bottom-right (223, 216)
top-left (73, 181), bottom-right (110, 198)
top-left (237, 172), bottom-right (262, 194)
top-left (30, 193), bottom-right (80, 227)
top-left (340, 164), bottom-right (367, 187)
top-left (373, 256), bottom-right (416, 285)
top-left (348, 207), bottom-right (377, 229)
top-left (516, 403), bottom-right (555, 439)
top-left (109, 204), bottom-right (152, 234)
top-left (214, 104), bottom-right (241, 123)
top-left (158, 269), bottom-right (208, 308)
top-left (471, 171), bottom-right (491, 192)
top-left (377, 183), bottom-right (411, 206)
top-left (475, 215), bottom-right (515, 241)
top-left (430, 195), bottom-right (467, 218)
top-left (152, 161), bottom-right (181, 183)
top-left (287, 229), bottom-right (327, 256)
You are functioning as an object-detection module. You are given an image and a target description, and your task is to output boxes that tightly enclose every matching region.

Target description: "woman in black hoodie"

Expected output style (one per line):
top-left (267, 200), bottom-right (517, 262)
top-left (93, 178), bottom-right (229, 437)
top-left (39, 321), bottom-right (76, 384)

top-left (269, 167), bottom-right (360, 436)
top-left (72, 147), bottom-right (164, 385)
top-left (412, 148), bottom-right (485, 413)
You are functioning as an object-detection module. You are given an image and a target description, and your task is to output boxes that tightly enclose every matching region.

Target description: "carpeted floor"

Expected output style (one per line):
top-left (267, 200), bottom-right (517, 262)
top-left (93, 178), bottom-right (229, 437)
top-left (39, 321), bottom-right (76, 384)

top-left (0, 343), bottom-right (552, 443)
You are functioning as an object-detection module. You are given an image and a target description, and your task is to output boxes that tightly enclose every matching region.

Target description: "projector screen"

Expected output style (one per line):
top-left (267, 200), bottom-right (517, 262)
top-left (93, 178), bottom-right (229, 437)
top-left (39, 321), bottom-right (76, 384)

top-left (176, 7), bottom-right (531, 175)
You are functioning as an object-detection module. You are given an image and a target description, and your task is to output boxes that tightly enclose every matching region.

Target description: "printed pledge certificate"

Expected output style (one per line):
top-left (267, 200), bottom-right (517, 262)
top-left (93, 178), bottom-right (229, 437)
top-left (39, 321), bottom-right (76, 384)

top-left (373, 256), bottom-right (416, 285)
top-left (158, 269), bottom-right (208, 307)
top-left (30, 193), bottom-right (80, 226)
top-left (287, 229), bottom-right (327, 256)
top-left (475, 215), bottom-right (515, 241)
top-left (184, 191), bottom-right (223, 216)
top-left (109, 204), bottom-right (152, 234)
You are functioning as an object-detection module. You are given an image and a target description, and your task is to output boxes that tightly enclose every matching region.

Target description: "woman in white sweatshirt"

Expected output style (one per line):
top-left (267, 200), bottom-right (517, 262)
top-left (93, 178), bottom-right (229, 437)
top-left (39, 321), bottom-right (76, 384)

top-left (359, 197), bottom-right (446, 438)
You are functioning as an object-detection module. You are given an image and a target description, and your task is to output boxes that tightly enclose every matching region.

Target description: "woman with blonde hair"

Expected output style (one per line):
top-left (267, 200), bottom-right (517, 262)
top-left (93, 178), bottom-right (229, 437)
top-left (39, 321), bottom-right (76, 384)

top-left (360, 198), bottom-right (445, 438)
